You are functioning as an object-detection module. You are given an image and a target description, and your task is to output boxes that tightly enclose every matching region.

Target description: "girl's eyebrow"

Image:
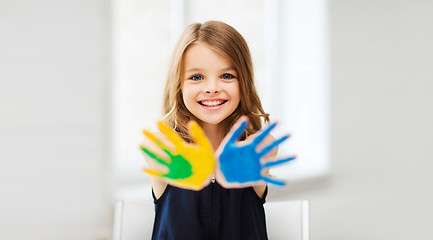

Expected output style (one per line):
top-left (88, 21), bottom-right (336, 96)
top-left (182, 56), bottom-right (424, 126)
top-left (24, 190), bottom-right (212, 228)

top-left (185, 67), bottom-right (236, 73)
top-left (221, 67), bottom-right (237, 72)
top-left (185, 68), bottom-right (202, 73)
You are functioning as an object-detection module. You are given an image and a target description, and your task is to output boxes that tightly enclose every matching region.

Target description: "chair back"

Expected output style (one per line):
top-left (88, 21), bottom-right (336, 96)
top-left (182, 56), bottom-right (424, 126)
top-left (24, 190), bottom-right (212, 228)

top-left (265, 200), bottom-right (309, 240)
top-left (113, 200), bottom-right (309, 240)
top-left (112, 200), bottom-right (155, 240)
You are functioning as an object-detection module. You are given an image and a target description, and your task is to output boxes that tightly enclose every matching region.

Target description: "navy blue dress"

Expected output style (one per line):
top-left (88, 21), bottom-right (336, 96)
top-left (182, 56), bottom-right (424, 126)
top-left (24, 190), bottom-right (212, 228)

top-left (151, 181), bottom-right (268, 240)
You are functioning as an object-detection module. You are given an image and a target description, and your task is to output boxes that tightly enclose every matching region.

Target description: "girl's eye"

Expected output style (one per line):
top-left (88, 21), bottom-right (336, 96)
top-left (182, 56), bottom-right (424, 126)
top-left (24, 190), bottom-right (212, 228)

top-left (190, 75), bottom-right (203, 81)
top-left (222, 74), bottom-right (235, 80)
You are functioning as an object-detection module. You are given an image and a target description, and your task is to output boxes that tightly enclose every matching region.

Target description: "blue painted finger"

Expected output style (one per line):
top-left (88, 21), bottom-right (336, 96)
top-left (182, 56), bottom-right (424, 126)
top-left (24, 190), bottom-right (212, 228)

top-left (227, 120), bottom-right (248, 144)
top-left (252, 123), bottom-right (277, 146)
top-left (262, 176), bottom-right (287, 186)
top-left (258, 135), bottom-right (289, 157)
top-left (263, 156), bottom-right (296, 168)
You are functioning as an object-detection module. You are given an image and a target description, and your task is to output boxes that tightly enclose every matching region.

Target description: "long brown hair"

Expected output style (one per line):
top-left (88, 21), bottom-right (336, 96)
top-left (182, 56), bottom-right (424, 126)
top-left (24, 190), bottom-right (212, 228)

top-left (162, 21), bottom-right (269, 141)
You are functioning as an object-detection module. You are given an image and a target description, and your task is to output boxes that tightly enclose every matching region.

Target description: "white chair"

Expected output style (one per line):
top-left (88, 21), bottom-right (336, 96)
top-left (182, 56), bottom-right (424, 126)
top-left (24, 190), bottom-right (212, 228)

top-left (113, 200), bottom-right (309, 240)
top-left (112, 200), bottom-right (155, 240)
top-left (265, 200), bottom-right (309, 240)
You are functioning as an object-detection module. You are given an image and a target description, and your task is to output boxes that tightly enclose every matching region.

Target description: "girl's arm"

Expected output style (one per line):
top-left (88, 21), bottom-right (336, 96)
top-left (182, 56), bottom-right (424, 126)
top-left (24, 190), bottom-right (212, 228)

top-left (140, 131), bottom-right (168, 199)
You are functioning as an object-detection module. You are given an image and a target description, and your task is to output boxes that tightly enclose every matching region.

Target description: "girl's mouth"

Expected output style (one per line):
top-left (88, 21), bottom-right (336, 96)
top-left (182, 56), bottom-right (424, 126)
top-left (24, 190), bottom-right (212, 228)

top-left (198, 100), bottom-right (228, 108)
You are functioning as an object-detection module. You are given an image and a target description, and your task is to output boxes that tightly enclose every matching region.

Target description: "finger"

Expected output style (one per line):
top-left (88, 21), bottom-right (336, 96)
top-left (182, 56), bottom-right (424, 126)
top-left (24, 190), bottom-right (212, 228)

top-left (258, 135), bottom-right (289, 157)
top-left (140, 146), bottom-right (170, 166)
top-left (142, 130), bottom-right (171, 152)
top-left (189, 121), bottom-right (212, 149)
top-left (142, 168), bottom-right (166, 177)
top-left (227, 118), bottom-right (248, 144)
top-left (157, 121), bottom-right (185, 149)
top-left (262, 176), bottom-right (287, 186)
top-left (252, 122), bottom-right (277, 146)
top-left (263, 156), bottom-right (296, 168)
top-left (142, 130), bottom-right (177, 160)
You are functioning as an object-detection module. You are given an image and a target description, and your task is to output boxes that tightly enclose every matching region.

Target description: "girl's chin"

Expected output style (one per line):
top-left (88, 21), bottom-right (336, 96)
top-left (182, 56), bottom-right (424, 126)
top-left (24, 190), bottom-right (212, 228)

top-left (196, 116), bottom-right (226, 126)
top-left (198, 119), bottom-right (223, 126)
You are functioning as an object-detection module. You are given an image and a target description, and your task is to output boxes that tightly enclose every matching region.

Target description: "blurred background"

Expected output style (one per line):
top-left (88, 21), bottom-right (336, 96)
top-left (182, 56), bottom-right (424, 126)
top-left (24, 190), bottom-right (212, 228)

top-left (1, 0), bottom-right (432, 239)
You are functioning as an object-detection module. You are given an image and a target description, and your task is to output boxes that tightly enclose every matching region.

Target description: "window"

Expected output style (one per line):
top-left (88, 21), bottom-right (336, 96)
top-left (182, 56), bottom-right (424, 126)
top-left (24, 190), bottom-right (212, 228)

top-left (262, 0), bottom-right (330, 180)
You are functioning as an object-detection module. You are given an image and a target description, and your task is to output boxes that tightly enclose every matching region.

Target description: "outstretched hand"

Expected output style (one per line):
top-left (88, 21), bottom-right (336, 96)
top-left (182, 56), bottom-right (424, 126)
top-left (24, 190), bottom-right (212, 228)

top-left (216, 117), bottom-right (295, 187)
top-left (140, 121), bottom-right (216, 190)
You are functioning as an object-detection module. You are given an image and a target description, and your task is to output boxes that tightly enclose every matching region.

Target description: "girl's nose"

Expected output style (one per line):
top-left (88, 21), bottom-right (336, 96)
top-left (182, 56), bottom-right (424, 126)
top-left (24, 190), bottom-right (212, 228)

top-left (205, 79), bottom-right (220, 94)
top-left (205, 89), bottom-right (219, 94)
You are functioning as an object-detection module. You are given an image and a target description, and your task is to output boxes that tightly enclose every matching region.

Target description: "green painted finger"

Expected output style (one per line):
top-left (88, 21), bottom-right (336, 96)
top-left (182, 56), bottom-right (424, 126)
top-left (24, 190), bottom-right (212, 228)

top-left (160, 154), bottom-right (193, 180)
top-left (140, 146), bottom-right (170, 166)
top-left (142, 130), bottom-right (173, 154)
top-left (140, 146), bottom-right (193, 180)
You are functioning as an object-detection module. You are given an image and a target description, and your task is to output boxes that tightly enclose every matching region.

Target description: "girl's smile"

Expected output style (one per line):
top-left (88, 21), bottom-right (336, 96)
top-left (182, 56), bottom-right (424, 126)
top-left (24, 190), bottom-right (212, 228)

top-left (182, 42), bottom-right (240, 127)
top-left (198, 98), bottom-right (228, 109)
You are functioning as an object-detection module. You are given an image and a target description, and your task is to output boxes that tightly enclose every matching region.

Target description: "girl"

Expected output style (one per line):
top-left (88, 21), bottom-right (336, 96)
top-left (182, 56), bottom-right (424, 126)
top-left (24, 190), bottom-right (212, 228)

top-left (141, 21), bottom-right (286, 240)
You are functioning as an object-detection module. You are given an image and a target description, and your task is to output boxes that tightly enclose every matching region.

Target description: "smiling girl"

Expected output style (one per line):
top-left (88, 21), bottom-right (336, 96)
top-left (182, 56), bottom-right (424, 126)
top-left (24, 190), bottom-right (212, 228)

top-left (143, 21), bottom-right (278, 240)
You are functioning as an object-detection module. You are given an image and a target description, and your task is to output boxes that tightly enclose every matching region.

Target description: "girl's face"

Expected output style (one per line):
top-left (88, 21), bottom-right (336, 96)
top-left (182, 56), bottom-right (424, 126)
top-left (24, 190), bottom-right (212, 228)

top-left (182, 42), bottom-right (240, 127)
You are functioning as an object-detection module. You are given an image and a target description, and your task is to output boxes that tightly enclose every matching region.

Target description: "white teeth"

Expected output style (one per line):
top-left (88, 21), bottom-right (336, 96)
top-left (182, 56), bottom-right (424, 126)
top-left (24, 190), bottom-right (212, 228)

top-left (201, 100), bottom-right (224, 107)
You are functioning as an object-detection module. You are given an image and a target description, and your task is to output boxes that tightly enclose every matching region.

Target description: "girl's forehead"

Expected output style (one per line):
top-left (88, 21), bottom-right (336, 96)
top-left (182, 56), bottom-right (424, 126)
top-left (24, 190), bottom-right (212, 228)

top-left (183, 43), bottom-right (236, 72)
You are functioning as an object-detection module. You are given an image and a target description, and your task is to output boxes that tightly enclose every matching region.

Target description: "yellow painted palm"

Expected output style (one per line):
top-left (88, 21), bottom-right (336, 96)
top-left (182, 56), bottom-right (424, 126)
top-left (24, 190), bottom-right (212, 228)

top-left (140, 121), bottom-right (216, 190)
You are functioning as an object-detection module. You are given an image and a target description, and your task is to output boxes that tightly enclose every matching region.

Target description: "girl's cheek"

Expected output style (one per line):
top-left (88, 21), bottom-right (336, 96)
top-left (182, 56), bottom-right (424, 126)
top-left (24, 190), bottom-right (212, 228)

top-left (226, 81), bottom-right (239, 91)
top-left (182, 83), bottom-right (199, 98)
top-left (188, 83), bottom-right (202, 92)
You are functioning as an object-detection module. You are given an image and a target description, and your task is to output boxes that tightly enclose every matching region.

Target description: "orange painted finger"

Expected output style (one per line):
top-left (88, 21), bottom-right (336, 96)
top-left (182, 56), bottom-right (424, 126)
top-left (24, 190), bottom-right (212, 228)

top-left (142, 168), bottom-right (167, 177)
top-left (189, 121), bottom-right (212, 150)
top-left (157, 121), bottom-right (185, 150)
top-left (142, 130), bottom-right (171, 153)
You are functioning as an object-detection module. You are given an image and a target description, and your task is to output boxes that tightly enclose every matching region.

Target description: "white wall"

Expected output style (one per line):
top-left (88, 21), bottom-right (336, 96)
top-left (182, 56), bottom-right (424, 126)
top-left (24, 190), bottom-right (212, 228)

top-left (1, 0), bottom-right (432, 240)
top-left (269, 0), bottom-right (433, 239)
top-left (0, 1), bottom-right (112, 239)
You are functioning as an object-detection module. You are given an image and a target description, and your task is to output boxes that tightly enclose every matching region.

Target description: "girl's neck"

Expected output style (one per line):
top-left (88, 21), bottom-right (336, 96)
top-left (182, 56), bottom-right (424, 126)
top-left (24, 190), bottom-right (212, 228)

top-left (200, 122), bottom-right (223, 151)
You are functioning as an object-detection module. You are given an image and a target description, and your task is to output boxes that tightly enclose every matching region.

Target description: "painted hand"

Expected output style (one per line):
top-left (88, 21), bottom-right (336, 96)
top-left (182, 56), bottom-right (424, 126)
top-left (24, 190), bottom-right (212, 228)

top-left (216, 118), bottom-right (295, 187)
top-left (140, 121), bottom-right (216, 190)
